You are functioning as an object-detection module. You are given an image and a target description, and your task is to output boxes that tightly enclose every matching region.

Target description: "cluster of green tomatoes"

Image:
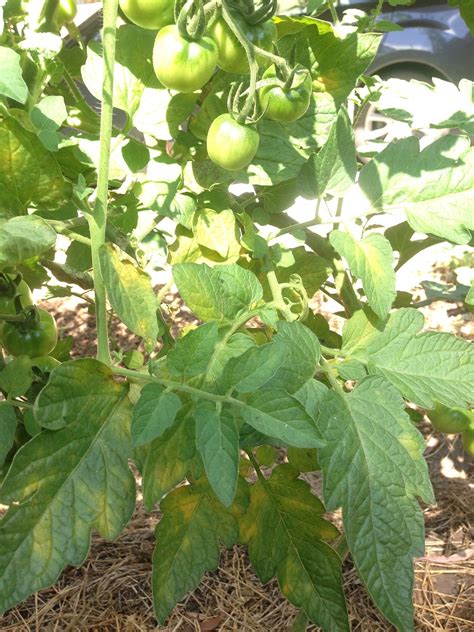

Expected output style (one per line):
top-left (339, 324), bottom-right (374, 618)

top-left (0, 275), bottom-right (58, 361)
top-left (120, 0), bottom-right (313, 171)
top-left (427, 403), bottom-right (474, 456)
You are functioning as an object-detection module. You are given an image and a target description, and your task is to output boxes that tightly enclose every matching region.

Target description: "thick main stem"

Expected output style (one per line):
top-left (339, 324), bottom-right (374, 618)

top-left (88, 0), bottom-right (119, 365)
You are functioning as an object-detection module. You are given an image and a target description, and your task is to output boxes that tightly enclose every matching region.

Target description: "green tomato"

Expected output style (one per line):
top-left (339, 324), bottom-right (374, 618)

top-left (119, 0), bottom-right (174, 30)
top-left (153, 25), bottom-right (218, 93)
top-left (56, 0), bottom-right (77, 25)
top-left (207, 114), bottom-right (259, 171)
top-left (208, 17), bottom-right (276, 75)
top-left (427, 402), bottom-right (472, 434)
top-left (259, 64), bottom-right (312, 123)
top-left (462, 423), bottom-right (474, 456)
top-left (2, 309), bottom-right (58, 358)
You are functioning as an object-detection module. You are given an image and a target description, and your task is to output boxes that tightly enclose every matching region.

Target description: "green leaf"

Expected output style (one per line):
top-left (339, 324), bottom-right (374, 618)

top-left (0, 116), bottom-right (71, 214)
top-left (152, 477), bottom-right (248, 623)
top-left (0, 359), bottom-right (135, 614)
top-left (359, 135), bottom-right (474, 244)
top-left (131, 384), bottom-right (182, 447)
top-left (239, 389), bottom-right (324, 448)
top-left (330, 230), bottom-right (396, 319)
top-left (342, 308), bottom-right (474, 408)
top-left (0, 47), bottom-right (28, 104)
top-left (206, 331), bottom-right (256, 385)
top-left (195, 402), bottom-right (239, 507)
top-left (264, 321), bottom-right (320, 393)
top-left (317, 377), bottom-right (434, 632)
top-left (0, 216), bottom-right (56, 270)
top-left (193, 208), bottom-right (241, 259)
top-left (99, 244), bottom-right (160, 351)
top-left (30, 96), bottom-right (67, 152)
top-left (276, 247), bottom-right (331, 298)
top-left (81, 25), bottom-right (158, 118)
top-left (173, 263), bottom-right (263, 323)
top-left (167, 322), bottom-right (218, 377)
top-left (0, 406), bottom-right (17, 468)
top-left (220, 340), bottom-right (286, 394)
top-left (0, 356), bottom-right (33, 398)
top-left (142, 412), bottom-right (196, 510)
top-left (241, 465), bottom-right (348, 632)
top-left (299, 106), bottom-right (357, 199)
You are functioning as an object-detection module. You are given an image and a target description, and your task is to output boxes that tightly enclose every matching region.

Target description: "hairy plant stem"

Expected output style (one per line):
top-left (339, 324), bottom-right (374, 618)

top-left (87, 0), bottom-right (119, 366)
top-left (327, 0), bottom-right (339, 25)
top-left (320, 345), bottom-right (346, 358)
top-left (111, 366), bottom-right (246, 408)
top-left (264, 256), bottom-right (296, 321)
top-left (319, 357), bottom-right (345, 395)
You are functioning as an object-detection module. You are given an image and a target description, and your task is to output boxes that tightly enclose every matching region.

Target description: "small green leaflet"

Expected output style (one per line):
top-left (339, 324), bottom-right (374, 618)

top-left (131, 384), bottom-right (181, 447)
top-left (195, 402), bottom-right (239, 507)
top-left (220, 339), bottom-right (286, 393)
top-left (241, 465), bottom-right (349, 632)
top-left (167, 322), bottom-right (218, 377)
top-left (0, 47), bottom-right (28, 104)
top-left (152, 477), bottom-right (248, 624)
top-left (173, 263), bottom-right (263, 323)
top-left (299, 106), bottom-right (357, 199)
top-left (99, 244), bottom-right (160, 351)
top-left (239, 389), bottom-right (324, 448)
top-left (0, 359), bottom-right (135, 615)
top-left (142, 413), bottom-right (195, 510)
top-left (330, 230), bottom-right (396, 319)
top-left (317, 376), bottom-right (435, 632)
top-left (0, 406), bottom-right (17, 468)
top-left (342, 308), bottom-right (474, 408)
top-left (0, 216), bottom-right (56, 270)
top-left (264, 321), bottom-right (321, 393)
top-left (358, 135), bottom-right (474, 244)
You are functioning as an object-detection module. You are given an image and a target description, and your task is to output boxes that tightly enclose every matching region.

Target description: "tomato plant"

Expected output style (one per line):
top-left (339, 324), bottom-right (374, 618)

top-left (0, 1), bottom-right (473, 631)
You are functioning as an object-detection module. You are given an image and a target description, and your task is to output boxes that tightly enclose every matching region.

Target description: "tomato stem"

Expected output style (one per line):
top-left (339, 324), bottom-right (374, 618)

top-left (87, 0), bottom-right (119, 366)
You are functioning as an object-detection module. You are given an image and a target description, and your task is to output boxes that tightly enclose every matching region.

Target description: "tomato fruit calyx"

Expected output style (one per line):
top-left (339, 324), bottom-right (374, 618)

top-left (1, 308), bottom-right (58, 358)
top-left (237, 0), bottom-right (278, 25)
top-left (0, 275), bottom-right (33, 318)
top-left (427, 402), bottom-right (472, 434)
top-left (207, 113), bottom-right (259, 171)
top-left (259, 64), bottom-right (312, 123)
top-left (176, 0), bottom-right (207, 41)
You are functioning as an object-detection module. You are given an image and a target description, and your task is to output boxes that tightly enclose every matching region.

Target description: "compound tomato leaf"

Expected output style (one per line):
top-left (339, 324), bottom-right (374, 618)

top-left (241, 465), bottom-right (348, 632)
top-left (0, 359), bottom-right (135, 615)
top-left (167, 322), bottom-right (219, 377)
top-left (0, 406), bottom-right (17, 468)
top-left (342, 308), bottom-right (474, 408)
top-left (99, 244), bottom-right (160, 351)
top-left (152, 477), bottom-right (248, 624)
top-left (173, 263), bottom-right (263, 323)
top-left (317, 376), bottom-right (435, 632)
top-left (142, 412), bottom-right (196, 510)
top-left (239, 389), bottom-right (325, 448)
top-left (330, 230), bottom-right (396, 319)
top-left (264, 321), bottom-right (321, 393)
top-left (195, 402), bottom-right (239, 507)
top-left (131, 384), bottom-right (182, 447)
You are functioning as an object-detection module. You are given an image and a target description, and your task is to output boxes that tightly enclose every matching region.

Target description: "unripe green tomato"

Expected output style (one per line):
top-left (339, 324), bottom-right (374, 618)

top-left (56, 0), bottom-right (77, 26)
top-left (208, 17), bottom-right (276, 75)
top-left (462, 423), bottom-right (474, 456)
top-left (427, 402), bottom-right (472, 434)
top-left (153, 25), bottom-right (218, 93)
top-left (259, 64), bottom-right (312, 123)
top-left (119, 0), bottom-right (174, 30)
top-left (207, 114), bottom-right (259, 171)
top-left (30, 355), bottom-right (61, 374)
top-left (2, 309), bottom-right (58, 358)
